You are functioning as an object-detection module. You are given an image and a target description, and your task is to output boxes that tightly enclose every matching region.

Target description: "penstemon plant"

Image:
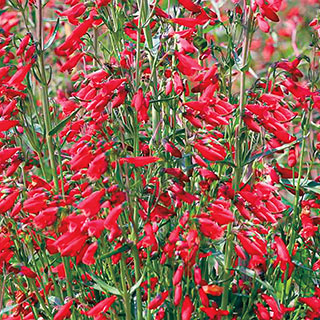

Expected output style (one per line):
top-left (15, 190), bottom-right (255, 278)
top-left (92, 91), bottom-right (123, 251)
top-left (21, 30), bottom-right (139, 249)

top-left (0, 0), bottom-right (320, 319)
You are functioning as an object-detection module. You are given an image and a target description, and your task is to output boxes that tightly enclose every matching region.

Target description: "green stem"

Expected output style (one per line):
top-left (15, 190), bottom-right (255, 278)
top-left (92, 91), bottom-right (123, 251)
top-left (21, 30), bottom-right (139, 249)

top-left (132, 244), bottom-right (143, 320)
top-left (146, 248), bottom-right (152, 320)
top-left (28, 278), bottom-right (52, 318)
top-left (120, 256), bottom-right (132, 320)
top-left (37, 0), bottom-right (59, 192)
top-left (62, 257), bottom-right (77, 320)
top-left (222, 6), bottom-right (254, 317)
top-left (57, 145), bottom-right (65, 200)
top-left (242, 274), bottom-right (257, 320)
top-left (220, 223), bottom-right (234, 314)
top-left (233, 7), bottom-right (253, 191)
top-left (135, 0), bottom-right (144, 90)
top-left (288, 108), bottom-right (312, 254)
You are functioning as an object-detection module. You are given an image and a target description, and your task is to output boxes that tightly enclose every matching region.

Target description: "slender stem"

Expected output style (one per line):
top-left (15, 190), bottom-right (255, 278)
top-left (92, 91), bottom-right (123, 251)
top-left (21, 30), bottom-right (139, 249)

top-left (233, 6), bottom-right (253, 191)
top-left (146, 248), bottom-right (152, 320)
top-left (132, 244), bottom-right (143, 320)
top-left (62, 257), bottom-right (77, 320)
top-left (242, 274), bottom-right (257, 320)
top-left (131, 4), bottom-right (145, 313)
top-left (57, 145), bottom-right (65, 200)
top-left (222, 5), bottom-right (254, 317)
top-left (135, 0), bottom-right (144, 90)
top-left (288, 109), bottom-right (311, 254)
top-left (221, 223), bottom-right (234, 314)
top-left (142, 1), bottom-right (161, 143)
top-left (0, 272), bottom-right (7, 312)
top-left (28, 278), bottom-right (52, 318)
top-left (120, 256), bottom-right (132, 320)
top-left (37, 0), bottom-right (59, 192)
top-left (93, 27), bottom-right (99, 67)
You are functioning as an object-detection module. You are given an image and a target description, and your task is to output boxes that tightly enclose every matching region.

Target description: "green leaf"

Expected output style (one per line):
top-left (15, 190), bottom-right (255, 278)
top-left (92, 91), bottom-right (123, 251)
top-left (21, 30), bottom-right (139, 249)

top-left (193, 36), bottom-right (208, 52)
top-left (44, 18), bottom-right (60, 51)
top-left (48, 296), bottom-right (62, 306)
top-left (91, 274), bottom-right (121, 295)
top-left (234, 266), bottom-right (279, 302)
top-left (215, 159), bottom-right (236, 168)
top-left (99, 243), bottom-right (130, 260)
top-left (149, 95), bottom-right (180, 104)
top-left (303, 181), bottom-right (320, 195)
top-left (281, 179), bottom-right (320, 195)
top-left (0, 304), bottom-right (19, 316)
top-left (244, 137), bottom-right (303, 165)
top-left (48, 108), bottom-right (81, 136)
top-left (0, 297), bottom-right (30, 316)
top-left (292, 260), bottom-right (314, 272)
top-left (129, 269), bottom-right (146, 295)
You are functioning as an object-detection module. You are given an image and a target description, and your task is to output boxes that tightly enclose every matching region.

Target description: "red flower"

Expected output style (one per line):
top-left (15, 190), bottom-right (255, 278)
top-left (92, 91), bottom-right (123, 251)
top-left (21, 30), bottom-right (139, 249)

top-left (200, 307), bottom-right (229, 319)
top-left (175, 51), bottom-right (203, 76)
top-left (77, 189), bottom-right (105, 217)
top-left (257, 14), bottom-right (270, 33)
top-left (56, 3), bottom-right (86, 25)
top-left (82, 242), bottom-right (98, 265)
top-left (56, 17), bottom-right (94, 55)
top-left (102, 78), bottom-right (127, 95)
top-left (53, 300), bottom-right (73, 320)
top-left (60, 52), bottom-right (85, 72)
top-left (0, 190), bottom-right (19, 214)
top-left (164, 141), bottom-right (182, 158)
top-left (174, 284), bottom-right (182, 306)
top-left (131, 88), bottom-right (149, 123)
top-left (181, 295), bottom-right (194, 320)
top-left (173, 265), bottom-right (184, 285)
top-left (208, 202), bottom-right (234, 225)
top-left (86, 296), bottom-right (117, 316)
top-left (261, 294), bottom-right (283, 320)
top-left (34, 207), bottom-right (57, 229)
top-left (173, 72), bottom-right (184, 95)
top-left (198, 218), bottom-right (224, 240)
top-left (7, 64), bottom-right (31, 89)
top-left (255, 303), bottom-right (270, 320)
top-left (23, 194), bottom-right (48, 214)
top-left (148, 291), bottom-right (169, 310)
top-left (16, 34), bottom-right (31, 56)
top-left (119, 156), bottom-right (160, 167)
top-left (104, 204), bottom-right (122, 231)
top-left (20, 266), bottom-right (37, 278)
top-left (201, 284), bottom-right (223, 296)
top-left (177, 0), bottom-right (201, 12)
top-left (194, 143), bottom-right (226, 162)
top-left (87, 153), bottom-right (108, 181)
top-left (273, 236), bottom-right (294, 279)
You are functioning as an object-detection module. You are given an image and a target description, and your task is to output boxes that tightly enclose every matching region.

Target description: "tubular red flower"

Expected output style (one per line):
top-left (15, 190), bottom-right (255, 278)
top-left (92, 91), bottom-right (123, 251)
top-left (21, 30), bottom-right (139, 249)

top-left (177, 0), bottom-right (201, 12)
top-left (56, 3), bottom-right (86, 25)
top-left (82, 242), bottom-right (98, 265)
top-left (194, 143), bottom-right (226, 162)
top-left (148, 291), bottom-right (169, 310)
top-left (53, 300), bottom-right (73, 320)
top-left (86, 296), bottom-right (117, 316)
top-left (7, 64), bottom-right (31, 89)
top-left (16, 34), bottom-right (31, 56)
top-left (198, 218), bottom-right (224, 240)
top-left (20, 266), bottom-right (37, 278)
top-left (181, 295), bottom-right (194, 320)
top-left (60, 52), bottom-right (85, 72)
top-left (174, 284), bottom-right (182, 306)
top-left (119, 156), bottom-right (160, 167)
top-left (104, 204), bottom-right (122, 230)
